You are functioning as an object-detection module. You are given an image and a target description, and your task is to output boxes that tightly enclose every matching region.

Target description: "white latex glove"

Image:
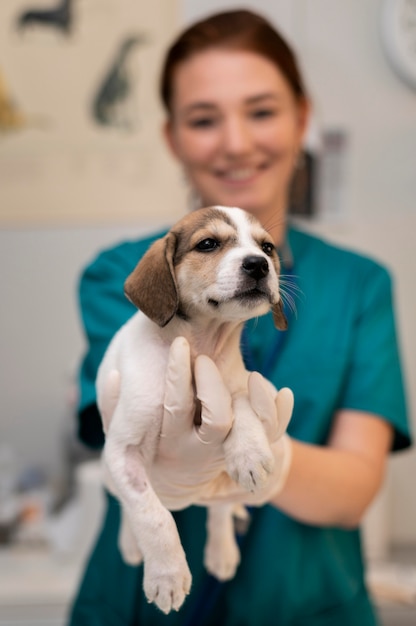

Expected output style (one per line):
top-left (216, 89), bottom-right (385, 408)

top-left (243, 372), bottom-right (294, 503)
top-left (149, 336), bottom-right (234, 509)
top-left (196, 372), bottom-right (294, 507)
top-left (150, 336), bottom-right (294, 509)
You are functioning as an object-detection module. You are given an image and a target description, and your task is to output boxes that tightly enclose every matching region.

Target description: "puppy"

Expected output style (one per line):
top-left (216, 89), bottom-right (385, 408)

top-left (98, 206), bottom-right (288, 613)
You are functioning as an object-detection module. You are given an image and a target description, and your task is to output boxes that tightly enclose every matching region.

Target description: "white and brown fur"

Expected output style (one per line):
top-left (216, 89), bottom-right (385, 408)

top-left (98, 206), bottom-right (287, 613)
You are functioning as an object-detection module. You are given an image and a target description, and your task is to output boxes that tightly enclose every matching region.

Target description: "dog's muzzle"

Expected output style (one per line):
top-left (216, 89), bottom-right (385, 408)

top-left (208, 255), bottom-right (273, 309)
top-left (241, 255), bottom-right (269, 281)
top-left (235, 255), bottom-right (273, 303)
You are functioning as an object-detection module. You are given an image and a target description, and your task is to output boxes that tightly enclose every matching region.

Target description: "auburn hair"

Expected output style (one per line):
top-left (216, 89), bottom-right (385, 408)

top-left (160, 9), bottom-right (308, 114)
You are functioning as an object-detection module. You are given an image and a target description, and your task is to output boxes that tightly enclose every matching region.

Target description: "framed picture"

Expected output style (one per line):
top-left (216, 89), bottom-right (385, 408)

top-left (0, 0), bottom-right (185, 226)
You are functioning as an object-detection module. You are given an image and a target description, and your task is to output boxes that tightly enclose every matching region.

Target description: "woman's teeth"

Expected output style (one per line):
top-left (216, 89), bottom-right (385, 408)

top-left (223, 168), bottom-right (256, 181)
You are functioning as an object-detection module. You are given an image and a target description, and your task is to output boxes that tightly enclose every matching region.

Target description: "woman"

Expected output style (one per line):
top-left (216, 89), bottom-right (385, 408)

top-left (69, 10), bottom-right (410, 626)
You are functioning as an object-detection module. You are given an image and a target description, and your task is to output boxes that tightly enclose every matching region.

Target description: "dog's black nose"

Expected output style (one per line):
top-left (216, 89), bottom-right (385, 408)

top-left (242, 255), bottom-right (269, 280)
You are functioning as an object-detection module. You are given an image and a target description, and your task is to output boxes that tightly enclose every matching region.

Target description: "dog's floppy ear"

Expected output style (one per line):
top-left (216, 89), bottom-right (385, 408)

top-left (124, 232), bottom-right (178, 327)
top-left (272, 300), bottom-right (288, 331)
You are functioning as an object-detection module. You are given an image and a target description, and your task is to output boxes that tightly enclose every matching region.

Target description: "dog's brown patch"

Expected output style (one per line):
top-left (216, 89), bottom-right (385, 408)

top-left (124, 207), bottom-right (239, 327)
top-left (124, 232), bottom-right (178, 327)
top-left (172, 207), bottom-right (236, 265)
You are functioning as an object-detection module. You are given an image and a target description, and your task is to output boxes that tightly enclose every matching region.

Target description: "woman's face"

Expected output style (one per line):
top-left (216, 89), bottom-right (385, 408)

top-left (165, 48), bottom-right (309, 234)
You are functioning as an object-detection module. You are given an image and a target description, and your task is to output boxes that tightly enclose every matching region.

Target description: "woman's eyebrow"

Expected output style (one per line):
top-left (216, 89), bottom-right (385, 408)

top-left (245, 92), bottom-right (281, 105)
top-left (180, 92), bottom-right (281, 116)
top-left (182, 102), bottom-right (217, 114)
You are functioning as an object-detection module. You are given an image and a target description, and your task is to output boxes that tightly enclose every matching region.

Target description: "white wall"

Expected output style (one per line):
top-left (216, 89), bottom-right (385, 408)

top-left (0, 221), bottom-right (168, 475)
top-left (1, 0), bottom-right (415, 546)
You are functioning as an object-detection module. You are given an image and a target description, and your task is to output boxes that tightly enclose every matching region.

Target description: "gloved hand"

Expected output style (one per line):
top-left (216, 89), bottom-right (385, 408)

top-left (150, 336), bottom-right (294, 510)
top-left (149, 336), bottom-right (233, 509)
top-left (198, 372), bottom-right (294, 507)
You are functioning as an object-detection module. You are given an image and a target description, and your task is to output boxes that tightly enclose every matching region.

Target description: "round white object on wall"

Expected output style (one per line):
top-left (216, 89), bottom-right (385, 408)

top-left (380, 0), bottom-right (416, 90)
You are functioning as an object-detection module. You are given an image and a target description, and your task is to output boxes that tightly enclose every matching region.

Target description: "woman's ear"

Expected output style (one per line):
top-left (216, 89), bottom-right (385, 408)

top-left (163, 119), bottom-right (180, 160)
top-left (297, 98), bottom-right (311, 144)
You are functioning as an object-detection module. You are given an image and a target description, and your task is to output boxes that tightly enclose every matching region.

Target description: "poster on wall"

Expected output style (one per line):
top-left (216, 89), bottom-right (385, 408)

top-left (0, 0), bottom-right (185, 227)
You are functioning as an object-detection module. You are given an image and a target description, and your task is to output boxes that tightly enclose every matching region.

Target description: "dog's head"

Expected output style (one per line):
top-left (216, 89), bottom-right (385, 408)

top-left (124, 206), bottom-right (287, 330)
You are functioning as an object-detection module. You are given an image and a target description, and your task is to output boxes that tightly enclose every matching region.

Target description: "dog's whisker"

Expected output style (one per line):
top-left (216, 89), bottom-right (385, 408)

top-left (280, 289), bottom-right (298, 318)
top-left (280, 285), bottom-right (304, 305)
top-left (279, 274), bottom-right (304, 298)
top-left (279, 276), bottom-right (302, 318)
top-left (252, 316), bottom-right (260, 330)
top-left (261, 214), bottom-right (286, 236)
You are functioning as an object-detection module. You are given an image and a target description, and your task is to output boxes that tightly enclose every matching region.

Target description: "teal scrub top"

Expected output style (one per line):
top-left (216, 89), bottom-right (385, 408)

top-left (69, 225), bottom-right (411, 626)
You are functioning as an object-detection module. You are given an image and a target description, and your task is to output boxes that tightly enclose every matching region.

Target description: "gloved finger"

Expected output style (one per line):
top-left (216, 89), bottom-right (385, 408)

top-left (194, 355), bottom-right (233, 445)
top-left (101, 369), bottom-right (121, 433)
top-left (249, 375), bottom-right (294, 442)
top-left (248, 372), bottom-right (279, 441)
top-left (274, 387), bottom-right (294, 440)
top-left (161, 336), bottom-right (195, 438)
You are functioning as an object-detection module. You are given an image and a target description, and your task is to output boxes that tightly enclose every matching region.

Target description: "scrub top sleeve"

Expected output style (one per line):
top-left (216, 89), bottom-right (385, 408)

top-left (340, 263), bottom-right (411, 450)
top-left (77, 249), bottom-right (136, 447)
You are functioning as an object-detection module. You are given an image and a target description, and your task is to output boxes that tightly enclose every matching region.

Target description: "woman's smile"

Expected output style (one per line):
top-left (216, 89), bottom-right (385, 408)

top-left (214, 163), bottom-right (268, 184)
top-left (218, 167), bottom-right (259, 182)
top-left (165, 48), bottom-right (308, 241)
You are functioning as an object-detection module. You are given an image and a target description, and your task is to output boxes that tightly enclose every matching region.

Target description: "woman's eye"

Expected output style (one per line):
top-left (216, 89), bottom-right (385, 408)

top-left (195, 238), bottom-right (219, 252)
top-left (188, 117), bottom-right (216, 129)
top-left (262, 242), bottom-right (275, 256)
top-left (251, 108), bottom-right (276, 120)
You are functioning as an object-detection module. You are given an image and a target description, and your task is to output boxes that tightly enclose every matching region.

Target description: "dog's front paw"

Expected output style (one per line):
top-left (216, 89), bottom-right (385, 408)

top-left (143, 555), bottom-right (192, 614)
top-left (204, 536), bottom-right (240, 581)
top-left (226, 445), bottom-right (275, 492)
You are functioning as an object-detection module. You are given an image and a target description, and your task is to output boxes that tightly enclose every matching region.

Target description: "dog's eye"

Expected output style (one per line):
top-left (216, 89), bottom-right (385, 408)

top-left (262, 242), bottom-right (275, 256)
top-left (195, 238), bottom-right (220, 252)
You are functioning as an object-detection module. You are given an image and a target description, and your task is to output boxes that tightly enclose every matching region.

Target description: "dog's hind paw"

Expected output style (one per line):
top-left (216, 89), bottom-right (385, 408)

top-left (118, 512), bottom-right (143, 566)
top-left (119, 541), bottom-right (143, 566)
top-left (143, 558), bottom-right (192, 614)
top-left (204, 540), bottom-right (240, 581)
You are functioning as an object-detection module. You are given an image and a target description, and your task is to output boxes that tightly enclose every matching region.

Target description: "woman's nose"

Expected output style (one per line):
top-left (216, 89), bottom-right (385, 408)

top-left (221, 116), bottom-right (252, 155)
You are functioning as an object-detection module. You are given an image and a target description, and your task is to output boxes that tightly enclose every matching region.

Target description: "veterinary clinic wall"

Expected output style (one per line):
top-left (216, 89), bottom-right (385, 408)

top-left (0, 0), bottom-right (186, 532)
top-left (0, 0), bottom-right (185, 226)
top-left (0, 0), bottom-right (415, 552)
